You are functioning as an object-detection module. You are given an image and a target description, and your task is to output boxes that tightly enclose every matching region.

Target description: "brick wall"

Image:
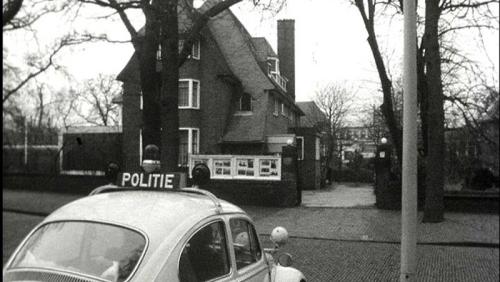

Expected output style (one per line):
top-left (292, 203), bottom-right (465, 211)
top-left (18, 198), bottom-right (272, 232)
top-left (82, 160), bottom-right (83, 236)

top-left (200, 179), bottom-right (297, 207)
top-left (264, 93), bottom-right (298, 138)
top-left (221, 143), bottom-right (265, 155)
top-left (196, 30), bottom-right (234, 154)
top-left (62, 132), bottom-right (122, 172)
top-left (293, 127), bottom-right (322, 190)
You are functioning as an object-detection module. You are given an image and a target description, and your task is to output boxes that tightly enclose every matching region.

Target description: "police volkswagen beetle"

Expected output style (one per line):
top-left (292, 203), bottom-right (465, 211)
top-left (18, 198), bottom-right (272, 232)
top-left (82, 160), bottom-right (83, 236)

top-left (3, 164), bottom-right (306, 282)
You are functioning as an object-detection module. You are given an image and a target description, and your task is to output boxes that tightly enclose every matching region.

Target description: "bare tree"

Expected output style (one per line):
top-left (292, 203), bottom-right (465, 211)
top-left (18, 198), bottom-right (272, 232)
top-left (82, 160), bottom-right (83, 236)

top-left (352, 0), bottom-right (403, 164)
top-left (73, 74), bottom-right (121, 126)
top-left (2, 0), bottom-right (103, 110)
top-left (3, 0), bottom-right (77, 31)
top-left (312, 82), bottom-right (355, 170)
top-left (352, 0), bottom-right (498, 222)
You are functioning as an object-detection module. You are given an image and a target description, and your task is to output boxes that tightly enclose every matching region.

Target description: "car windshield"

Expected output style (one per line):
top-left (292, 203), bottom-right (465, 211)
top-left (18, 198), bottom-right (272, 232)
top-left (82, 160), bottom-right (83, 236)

top-left (8, 221), bottom-right (146, 282)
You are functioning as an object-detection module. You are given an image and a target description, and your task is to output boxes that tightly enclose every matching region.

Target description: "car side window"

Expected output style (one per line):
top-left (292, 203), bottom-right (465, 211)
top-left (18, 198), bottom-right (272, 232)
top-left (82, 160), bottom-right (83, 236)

top-left (229, 219), bottom-right (262, 270)
top-left (178, 221), bottom-right (230, 282)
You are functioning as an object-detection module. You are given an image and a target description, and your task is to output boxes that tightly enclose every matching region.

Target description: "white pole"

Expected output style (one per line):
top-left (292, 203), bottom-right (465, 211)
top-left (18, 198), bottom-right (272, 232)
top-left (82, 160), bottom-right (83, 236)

top-left (401, 0), bottom-right (418, 281)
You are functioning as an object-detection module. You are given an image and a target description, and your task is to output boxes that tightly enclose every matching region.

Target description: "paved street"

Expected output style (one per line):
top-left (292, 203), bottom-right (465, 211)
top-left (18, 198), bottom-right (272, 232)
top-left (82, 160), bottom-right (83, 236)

top-left (302, 182), bottom-right (376, 208)
top-left (3, 188), bottom-right (499, 281)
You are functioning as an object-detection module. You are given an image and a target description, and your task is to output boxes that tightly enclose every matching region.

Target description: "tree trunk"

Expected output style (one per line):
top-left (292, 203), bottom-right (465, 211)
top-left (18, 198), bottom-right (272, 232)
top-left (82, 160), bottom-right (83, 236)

top-left (3, 0), bottom-right (23, 27)
top-left (353, 1), bottom-right (403, 165)
top-left (160, 0), bottom-right (180, 171)
top-left (139, 10), bottom-right (162, 152)
top-left (38, 90), bottom-right (44, 128)
top-left (417, 42), bottom-right (429, 158)
top-left (422, 0), bottom-right (445, 222)
top-left (366, 28), bottom-right (403, 165)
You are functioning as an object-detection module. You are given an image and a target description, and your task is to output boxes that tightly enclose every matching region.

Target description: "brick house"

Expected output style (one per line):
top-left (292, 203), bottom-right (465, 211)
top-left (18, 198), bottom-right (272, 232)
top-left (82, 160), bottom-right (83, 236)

top-left (116, 2), bottom-right (304, 171)
top-left (294, 101), bottom-right (329, 189)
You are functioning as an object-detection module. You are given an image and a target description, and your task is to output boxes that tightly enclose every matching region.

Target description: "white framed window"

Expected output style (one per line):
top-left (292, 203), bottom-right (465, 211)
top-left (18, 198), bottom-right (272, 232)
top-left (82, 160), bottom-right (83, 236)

top-left (179, 79), bottom-right (200, 109)
top-left (139, 128), bottom-right (199, 167)
top-left (179, 127), bottom-right (200, 167)
top-left (315, 137), bottom-right (320, 161)
top-left (236, 158), bottom-right (255, 177)
top-left (156, 40), bottom-right (199, 61)
top-left (140, 93), bottom-right (143, 110)
top-left (259, 159), bottom-right (279, 177)
top-left (139, 129), bottom-right (143, 165)
top-left (296, 137), bottom-right (304, 160)
top-left (179, 40), bottom-right (200, 60)
top-left (273, 98), bottom-right (279, 116)
top-left (213, 158), bottom-right (232, 178)
top-left (267, 57), bottom-right (279, 74)
top-left (281, 102), bottom-right (285, 115)
top-left (239, 93), bottom-right (252, 111)
top-left (189, 155), bottom-right (281, 180)
top-left (191, 40), bottom-right (200, 59)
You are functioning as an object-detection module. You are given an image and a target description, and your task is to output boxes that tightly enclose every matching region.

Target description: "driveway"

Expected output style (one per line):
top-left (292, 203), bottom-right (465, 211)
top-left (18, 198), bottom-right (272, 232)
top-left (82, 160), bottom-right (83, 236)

top-left (302, 182), bottom-right (376, 208)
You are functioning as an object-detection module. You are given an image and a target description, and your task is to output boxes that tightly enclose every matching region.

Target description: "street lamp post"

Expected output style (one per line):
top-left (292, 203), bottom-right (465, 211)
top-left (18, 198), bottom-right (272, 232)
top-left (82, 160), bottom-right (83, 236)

top-left (401, 0), bottom-right (418, 281)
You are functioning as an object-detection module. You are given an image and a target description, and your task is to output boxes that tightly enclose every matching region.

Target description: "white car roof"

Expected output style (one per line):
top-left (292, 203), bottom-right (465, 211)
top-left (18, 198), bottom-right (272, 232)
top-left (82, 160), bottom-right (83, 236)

top-left (44, 190), bottom-right (245, 242)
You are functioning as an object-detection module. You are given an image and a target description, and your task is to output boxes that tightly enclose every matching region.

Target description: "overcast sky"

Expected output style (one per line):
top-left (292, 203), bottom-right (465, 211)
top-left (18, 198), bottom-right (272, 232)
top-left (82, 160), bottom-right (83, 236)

top-left (4, 0), bottom-right (499, 121)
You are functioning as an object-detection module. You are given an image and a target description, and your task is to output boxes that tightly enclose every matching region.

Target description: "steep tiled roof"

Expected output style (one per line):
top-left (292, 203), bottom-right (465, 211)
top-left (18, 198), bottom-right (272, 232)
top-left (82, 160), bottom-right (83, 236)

top-left (206, 10), bottom-right (275, 143)
top-left (251, 37), bottom-right (277, 61)
top-left (116, 53), bottom-right (140, 83)
top-left (221, 113), bottom-right (267, 143)
top-left (297, 101), bottom-right (328, 127)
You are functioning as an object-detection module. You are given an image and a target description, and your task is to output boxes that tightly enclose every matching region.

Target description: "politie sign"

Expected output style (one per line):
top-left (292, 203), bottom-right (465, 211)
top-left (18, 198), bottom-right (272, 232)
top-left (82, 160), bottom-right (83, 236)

top-left (119, 172), bottom-right (186, 189)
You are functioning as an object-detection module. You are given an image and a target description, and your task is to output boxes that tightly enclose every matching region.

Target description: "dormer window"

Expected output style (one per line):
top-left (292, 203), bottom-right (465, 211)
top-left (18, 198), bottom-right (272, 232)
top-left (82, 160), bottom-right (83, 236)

top-left (267, 57), bottom-right (279, 74)
top-left (239, 93), bottom-right (252, 111)
top-left (267, 57), bottom-right (287, 91)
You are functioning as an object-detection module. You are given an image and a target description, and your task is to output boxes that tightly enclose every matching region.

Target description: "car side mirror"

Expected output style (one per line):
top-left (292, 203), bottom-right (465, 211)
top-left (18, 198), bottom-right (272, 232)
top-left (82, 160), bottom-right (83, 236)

top-left (270, 226), bottom-right (288, 247)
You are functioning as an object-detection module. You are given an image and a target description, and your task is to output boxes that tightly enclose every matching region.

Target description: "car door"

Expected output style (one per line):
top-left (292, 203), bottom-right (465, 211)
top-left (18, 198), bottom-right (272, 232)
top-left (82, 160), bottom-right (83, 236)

top-left (228, 217), bottom-right (269, 282)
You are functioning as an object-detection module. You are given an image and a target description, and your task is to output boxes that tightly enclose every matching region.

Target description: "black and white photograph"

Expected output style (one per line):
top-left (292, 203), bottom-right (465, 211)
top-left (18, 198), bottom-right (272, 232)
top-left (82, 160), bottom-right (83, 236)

top-left (3, 0), bottom-right (499, 281)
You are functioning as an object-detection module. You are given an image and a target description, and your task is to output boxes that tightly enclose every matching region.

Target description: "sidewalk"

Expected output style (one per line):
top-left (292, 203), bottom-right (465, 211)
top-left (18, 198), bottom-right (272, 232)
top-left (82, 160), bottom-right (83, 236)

top-left (3, 189), bottom-right (499, 245)
top-left (302, 182), bottom-right (376, 208)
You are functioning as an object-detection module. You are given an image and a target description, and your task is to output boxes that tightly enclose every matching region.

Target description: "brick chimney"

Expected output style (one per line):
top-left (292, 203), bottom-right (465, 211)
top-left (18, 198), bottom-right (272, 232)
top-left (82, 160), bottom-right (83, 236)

top-left (277, 19), bottom-right (295, 100)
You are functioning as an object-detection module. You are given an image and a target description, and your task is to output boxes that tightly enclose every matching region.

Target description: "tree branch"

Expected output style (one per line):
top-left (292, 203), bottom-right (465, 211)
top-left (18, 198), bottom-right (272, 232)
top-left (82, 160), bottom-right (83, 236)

top-left (179, 0), bottom-right (242, 66)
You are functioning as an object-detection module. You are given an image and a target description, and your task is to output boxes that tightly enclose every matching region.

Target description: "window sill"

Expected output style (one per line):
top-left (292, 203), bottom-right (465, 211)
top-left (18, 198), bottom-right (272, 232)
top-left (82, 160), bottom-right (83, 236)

top-left (234, 111), bottom-right (253, 116)
top-left (179, 107), bottom-right (200, 110)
